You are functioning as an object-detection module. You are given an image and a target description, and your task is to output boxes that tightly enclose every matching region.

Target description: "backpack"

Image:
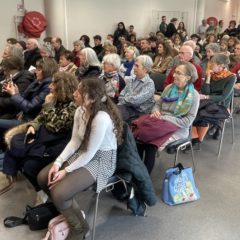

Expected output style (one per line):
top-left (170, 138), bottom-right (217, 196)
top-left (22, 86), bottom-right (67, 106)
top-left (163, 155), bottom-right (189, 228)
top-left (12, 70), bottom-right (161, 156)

top-left (42, 215), bottom-right (69, 240)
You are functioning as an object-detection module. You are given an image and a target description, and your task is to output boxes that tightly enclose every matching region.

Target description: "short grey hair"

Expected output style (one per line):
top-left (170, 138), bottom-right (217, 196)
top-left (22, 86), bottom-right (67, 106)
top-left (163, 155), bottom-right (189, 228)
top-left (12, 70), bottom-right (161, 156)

top-left (126, 46), bottom-right (140, 59)
top-left (136, 55), bottom-right (153, 72)
top-left (183, 40), bottom-right (196, 51)
top-left (179, 61), bottom-right (198, 83)
top-left (103, 53), bottom-right (121, 70)
top-left (211, 53), bottom-right (230, 68)
top-left (5, 44), bottom-right (23, 59)
top-left (73, 40), bottom-right (85, 49)
top-left (206, 43), bottom-right (220, 53)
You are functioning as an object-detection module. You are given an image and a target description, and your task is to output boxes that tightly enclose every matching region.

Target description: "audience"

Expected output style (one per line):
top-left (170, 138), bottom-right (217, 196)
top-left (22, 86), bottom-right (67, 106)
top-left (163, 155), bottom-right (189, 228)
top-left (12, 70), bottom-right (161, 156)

top-left (0, 72), bottom-right (77, 195)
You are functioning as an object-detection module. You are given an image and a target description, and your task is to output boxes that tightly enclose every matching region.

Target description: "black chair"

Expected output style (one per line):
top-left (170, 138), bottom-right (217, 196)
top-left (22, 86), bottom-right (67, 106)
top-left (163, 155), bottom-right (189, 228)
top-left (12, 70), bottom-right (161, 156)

top-left (149, 72), bottom-right (166, 93)
top-left (91, 175), bottom-right (128, 240)
top-left (165, 128), bottom-right (196, 172)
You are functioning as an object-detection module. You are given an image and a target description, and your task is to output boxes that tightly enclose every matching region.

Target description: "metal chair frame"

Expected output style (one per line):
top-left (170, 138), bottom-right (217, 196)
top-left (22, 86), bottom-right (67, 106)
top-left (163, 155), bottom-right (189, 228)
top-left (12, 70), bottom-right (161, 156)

top-left (217, 94), bottom-right (235, 158)
top-left (165, 127), bottom-right (196, 172)
top-left (91, 175), bottom-right (128, 240)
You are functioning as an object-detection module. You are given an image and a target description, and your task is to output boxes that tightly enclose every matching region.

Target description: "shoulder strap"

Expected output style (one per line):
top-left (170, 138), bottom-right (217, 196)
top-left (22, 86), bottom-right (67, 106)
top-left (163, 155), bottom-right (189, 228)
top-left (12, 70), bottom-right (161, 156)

top-left (3, 215), bottom-right (27, 228)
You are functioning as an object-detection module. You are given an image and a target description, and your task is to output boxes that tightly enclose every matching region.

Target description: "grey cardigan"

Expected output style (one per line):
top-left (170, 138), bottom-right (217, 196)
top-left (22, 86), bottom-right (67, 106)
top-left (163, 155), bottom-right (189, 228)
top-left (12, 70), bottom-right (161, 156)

top-left (152, 85), bottom-right (200, 140)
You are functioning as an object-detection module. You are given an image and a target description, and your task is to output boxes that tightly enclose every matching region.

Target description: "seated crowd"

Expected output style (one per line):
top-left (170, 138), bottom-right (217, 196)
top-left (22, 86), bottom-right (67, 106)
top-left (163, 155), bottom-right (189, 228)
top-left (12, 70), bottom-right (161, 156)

top-left (0, 17), bottom-right (239, 239)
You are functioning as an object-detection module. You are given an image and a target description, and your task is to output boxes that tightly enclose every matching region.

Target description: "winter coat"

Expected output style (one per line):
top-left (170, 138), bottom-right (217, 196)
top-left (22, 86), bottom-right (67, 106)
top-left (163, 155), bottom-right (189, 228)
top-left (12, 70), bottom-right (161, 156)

top-left (115, 123), bottom-right (157, 215)
top-left (10, 77), bottom-right (51, 121)
top-left (24, 48), bottom-right (42, 70)
top-left (0, 70), bottom-right (34, 119)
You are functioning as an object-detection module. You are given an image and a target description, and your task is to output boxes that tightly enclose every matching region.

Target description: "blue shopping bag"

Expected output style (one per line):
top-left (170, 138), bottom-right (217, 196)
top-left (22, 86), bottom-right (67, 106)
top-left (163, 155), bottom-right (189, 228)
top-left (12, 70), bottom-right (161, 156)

top-left (162, 163), bottom-right (200, 205)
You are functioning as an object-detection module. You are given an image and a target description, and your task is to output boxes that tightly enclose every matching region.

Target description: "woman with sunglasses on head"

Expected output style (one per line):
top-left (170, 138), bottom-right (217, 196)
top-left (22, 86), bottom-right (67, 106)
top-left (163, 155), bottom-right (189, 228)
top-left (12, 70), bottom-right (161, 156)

top-left (37, 77), bottom-right (123, 240)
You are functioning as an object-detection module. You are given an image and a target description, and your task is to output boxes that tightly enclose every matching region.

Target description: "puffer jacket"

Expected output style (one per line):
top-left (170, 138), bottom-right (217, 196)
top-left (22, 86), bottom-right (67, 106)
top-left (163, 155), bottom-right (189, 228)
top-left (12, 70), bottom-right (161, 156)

top-left (0, 70), bottom-right (34, 119)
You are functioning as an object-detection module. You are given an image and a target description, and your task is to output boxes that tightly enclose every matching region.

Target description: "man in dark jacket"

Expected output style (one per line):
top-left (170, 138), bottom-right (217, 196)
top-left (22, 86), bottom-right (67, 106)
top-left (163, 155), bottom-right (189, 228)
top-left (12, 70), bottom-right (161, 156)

top-left (24, 38), bottom-right (42, 70)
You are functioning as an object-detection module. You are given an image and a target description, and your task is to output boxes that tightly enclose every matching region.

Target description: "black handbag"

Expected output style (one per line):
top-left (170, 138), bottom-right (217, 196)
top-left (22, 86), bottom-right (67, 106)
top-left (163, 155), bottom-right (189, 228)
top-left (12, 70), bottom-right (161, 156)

top-left (3, 202), bottom-right (59, 231)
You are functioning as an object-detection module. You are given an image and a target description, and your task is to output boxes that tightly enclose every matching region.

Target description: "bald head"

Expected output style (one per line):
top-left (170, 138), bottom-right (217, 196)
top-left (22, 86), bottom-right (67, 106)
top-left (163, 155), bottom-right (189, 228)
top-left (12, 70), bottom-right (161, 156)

top-left (26, 38), bottom-right (39, 50)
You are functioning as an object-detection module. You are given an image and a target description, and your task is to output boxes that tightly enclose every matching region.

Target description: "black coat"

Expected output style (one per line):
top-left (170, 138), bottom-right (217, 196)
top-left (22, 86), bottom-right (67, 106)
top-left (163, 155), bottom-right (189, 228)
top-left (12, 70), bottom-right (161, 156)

top-left (0, 70), bottom-right (34, 119)
top-left (24, 48), bottom-right (42, 70)
top-left (116, 123), bottom-right (157, 215)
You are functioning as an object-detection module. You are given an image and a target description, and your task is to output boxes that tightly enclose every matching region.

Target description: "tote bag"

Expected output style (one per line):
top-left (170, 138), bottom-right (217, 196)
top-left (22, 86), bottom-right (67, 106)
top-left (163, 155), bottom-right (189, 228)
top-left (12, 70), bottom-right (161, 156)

top-left (162, 163), bottom-right (200, 205)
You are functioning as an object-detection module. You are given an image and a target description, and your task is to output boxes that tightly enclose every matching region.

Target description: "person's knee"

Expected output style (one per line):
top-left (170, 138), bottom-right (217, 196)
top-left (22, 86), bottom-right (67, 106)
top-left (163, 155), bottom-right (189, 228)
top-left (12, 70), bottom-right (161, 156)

top-left (51, 187), bottom-right (67, 209)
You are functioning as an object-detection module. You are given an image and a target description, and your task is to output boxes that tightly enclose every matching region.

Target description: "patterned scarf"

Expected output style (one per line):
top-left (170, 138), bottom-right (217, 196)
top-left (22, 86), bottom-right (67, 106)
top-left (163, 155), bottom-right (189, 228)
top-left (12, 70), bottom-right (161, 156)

top-left (161, 83), bottom-right (194, 117)
top-left (211, 68), bottom-right (233, 81)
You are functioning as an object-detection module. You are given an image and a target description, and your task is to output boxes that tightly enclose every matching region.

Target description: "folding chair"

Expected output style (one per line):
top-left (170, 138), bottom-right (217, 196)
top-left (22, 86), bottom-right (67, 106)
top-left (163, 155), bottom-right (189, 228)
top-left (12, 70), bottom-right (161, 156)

top-left (91, 175), bottom-right (128, 240)
top-left (165, 127), bottom-right (196, 172)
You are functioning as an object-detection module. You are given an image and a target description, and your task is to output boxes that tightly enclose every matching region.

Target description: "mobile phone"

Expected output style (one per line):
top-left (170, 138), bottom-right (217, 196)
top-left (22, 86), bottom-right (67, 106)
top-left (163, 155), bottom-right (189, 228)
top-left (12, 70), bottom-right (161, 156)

top-left (24, 133), bottom-right (36, 144)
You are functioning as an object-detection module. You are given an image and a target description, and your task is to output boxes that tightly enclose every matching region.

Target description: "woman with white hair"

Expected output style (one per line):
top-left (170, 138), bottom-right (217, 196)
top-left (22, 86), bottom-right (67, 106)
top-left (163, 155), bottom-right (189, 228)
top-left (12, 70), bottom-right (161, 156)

top-left (119, 46), bottom-right (139, 78)
top-left (72, 40), bottom-right (85, 67)
top-left (118, 55), bottom-right (155, 123)
top-left (76, 47), bottom-right (101, 80)
top-left (100, 53), bottom-right (125, 103)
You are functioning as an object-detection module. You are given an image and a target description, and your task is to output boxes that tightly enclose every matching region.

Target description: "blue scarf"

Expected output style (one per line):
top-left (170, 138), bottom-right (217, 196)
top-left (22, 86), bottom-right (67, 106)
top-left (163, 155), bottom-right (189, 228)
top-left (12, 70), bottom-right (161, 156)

top-left (123, 60), bottom-right (134, 76)
top-left (161, 83), bottom-right (194, 117)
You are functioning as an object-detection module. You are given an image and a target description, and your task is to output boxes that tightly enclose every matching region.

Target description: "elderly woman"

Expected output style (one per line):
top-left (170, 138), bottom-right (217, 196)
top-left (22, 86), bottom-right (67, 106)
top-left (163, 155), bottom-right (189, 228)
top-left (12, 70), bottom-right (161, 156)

top-left (0, 72), bottom-right (78, 195)
top-left (192, 53), bottom-right (236, 147)
top-left (76, 47), bottom-right (101, 80)
top-left (119, 46), bottom-right (139, 78)
top-left (59, 50), bottom-right (78, 75)
top-left (137, 62), bottom-right (200, 174)
top-left (72, 40), bottom-right (85, 67)
top-left (118, 55), bottom-right (155, 123)
top-left (200, 43), bottom-right (220, 79)
top-left (100, 53), bottom-right (125, 103)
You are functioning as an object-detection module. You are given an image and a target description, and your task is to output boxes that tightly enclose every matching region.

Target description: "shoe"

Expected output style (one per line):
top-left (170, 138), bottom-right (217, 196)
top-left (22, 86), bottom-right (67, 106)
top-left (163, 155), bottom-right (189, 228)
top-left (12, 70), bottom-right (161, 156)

top-left (0, 174), bottom-right (16, 195)
top-left (208, 126), bottom-right (217, 136)
top-left (213, 128), bottom-right (222, 140)
top-left (183, 140), bottom-right (201, 153)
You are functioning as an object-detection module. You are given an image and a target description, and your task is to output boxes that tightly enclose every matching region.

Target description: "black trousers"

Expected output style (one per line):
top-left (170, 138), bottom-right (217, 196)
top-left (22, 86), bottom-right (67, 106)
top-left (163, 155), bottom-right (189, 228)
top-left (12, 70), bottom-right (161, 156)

top-left (137, 143), bottom-right (157, 174)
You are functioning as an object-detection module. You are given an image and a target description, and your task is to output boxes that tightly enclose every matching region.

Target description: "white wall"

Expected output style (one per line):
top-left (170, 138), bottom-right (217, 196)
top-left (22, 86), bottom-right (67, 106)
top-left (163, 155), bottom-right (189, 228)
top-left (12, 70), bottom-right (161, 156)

top-left (204, 0), bottom-right (239, 30)
top-left (0, 0), bottom-right (45, 54)
top-left (64, 0), bottom-right (197, 49)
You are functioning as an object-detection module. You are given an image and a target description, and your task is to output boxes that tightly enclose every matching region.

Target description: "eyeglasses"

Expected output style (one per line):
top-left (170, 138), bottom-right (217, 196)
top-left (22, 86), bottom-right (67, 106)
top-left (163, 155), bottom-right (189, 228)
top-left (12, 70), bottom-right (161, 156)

top-left (173, 70), bottom-right (188, 76)
top-left (178, 51), bottom-right (191, 55)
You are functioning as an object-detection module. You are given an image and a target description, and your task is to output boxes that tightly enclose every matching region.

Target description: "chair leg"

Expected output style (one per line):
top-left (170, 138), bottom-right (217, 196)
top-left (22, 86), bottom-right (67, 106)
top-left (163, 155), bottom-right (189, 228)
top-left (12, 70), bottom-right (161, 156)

top-left (231, 117), bottom-right (235, 144)
top-left (217, 120), bottom-right (226, 158)
top-left (189, 142), bottom-right (196, 173)
top-left (173, 147), bottom-right (180, 167)
top-left (91, 192), bottom-right (100, 240)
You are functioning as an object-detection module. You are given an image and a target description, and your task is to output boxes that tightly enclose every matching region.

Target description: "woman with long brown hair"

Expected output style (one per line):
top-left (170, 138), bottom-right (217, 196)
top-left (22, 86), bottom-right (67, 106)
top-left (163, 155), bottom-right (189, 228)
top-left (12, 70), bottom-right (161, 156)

top-left (37, 77), bottom-right (123, 240)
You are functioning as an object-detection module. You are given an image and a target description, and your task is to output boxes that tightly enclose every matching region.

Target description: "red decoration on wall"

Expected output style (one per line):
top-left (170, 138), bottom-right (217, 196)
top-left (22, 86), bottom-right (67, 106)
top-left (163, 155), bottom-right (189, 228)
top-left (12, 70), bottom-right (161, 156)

top-left (207, 17), bottom-right (218, 26)
top-left (18, 11), bottom-right (47, 38)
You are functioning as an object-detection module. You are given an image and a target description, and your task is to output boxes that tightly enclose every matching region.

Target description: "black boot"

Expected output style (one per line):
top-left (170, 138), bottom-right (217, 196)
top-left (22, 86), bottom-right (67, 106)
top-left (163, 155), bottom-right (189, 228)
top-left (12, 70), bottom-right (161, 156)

top-left (213, 128), bottom-right (222, 140)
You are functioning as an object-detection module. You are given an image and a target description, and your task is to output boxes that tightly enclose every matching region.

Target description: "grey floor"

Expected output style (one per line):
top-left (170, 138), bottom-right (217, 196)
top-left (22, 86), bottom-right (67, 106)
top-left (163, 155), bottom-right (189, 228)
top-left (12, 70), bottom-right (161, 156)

top-left (0, 116), bottom-right (240, 240)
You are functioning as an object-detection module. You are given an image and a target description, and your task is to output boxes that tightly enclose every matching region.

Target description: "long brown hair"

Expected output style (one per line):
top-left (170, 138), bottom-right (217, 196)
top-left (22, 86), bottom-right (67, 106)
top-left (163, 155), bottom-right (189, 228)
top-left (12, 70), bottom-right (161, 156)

top-left (79, 77), bottom-right (123, 151)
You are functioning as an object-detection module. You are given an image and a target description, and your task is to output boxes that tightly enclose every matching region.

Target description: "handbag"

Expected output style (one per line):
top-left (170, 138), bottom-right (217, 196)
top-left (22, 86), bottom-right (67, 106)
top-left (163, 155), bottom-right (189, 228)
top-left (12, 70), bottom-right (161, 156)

top-left (162, 163), bottom-right (200, 206)
top-left (42, 214), bottom-right (69, 240)
top-left (4, 202), bottom-right (59, 231)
